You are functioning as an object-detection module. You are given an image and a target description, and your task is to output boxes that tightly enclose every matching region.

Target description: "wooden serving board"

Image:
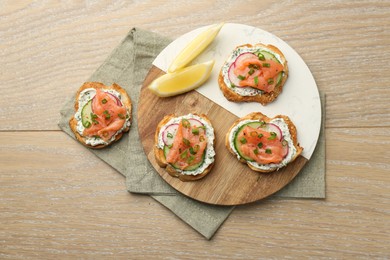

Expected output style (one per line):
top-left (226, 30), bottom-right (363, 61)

top-left (138, 66), bottom-right (308, 206)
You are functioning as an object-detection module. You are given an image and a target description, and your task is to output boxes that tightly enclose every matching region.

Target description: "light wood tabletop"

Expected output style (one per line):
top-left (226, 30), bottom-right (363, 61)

top-left (1, 1), bottom-right (389, 258)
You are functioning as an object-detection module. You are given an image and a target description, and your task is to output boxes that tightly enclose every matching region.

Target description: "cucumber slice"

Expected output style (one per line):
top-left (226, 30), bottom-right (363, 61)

top-left (81, 100), bottom-right (93, 128)
top-left (257, 50), bottom-right (279, 63)
top-left (163, 145), bottom-right (205, 171)
top-left (233, 122), bottom-right (263, 161)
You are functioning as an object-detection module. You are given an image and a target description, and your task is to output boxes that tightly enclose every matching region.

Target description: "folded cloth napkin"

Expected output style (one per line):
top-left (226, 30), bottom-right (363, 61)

top-left (59, 27), bottom-right (325, 239)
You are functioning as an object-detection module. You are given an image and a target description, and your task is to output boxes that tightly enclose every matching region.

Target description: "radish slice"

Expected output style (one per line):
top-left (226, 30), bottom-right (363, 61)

top-left (234, 52), bottom-right (258, 65)
top-left (265, 123), bottom-right (283, 140)
top-left (162, 123), bottom-right (179, 146)
top-left (107, 92), bottom-right (122, 106)
top-left (228, 63), bottom-right (241, 87)
top-left (281, 139), bottom-right (289, 158)
top-left (259, 123), bottom-right (283, 141)
top-left (188, 118), bottom-right (204, 127)
top-left (228, 52), bottom-right (259, 87)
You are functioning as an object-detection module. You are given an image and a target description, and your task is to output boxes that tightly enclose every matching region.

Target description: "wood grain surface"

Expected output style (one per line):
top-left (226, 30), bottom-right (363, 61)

top-left (138, 66), bottom-right (308, 206)
top-left (1, 0), bottom-right (389, 259)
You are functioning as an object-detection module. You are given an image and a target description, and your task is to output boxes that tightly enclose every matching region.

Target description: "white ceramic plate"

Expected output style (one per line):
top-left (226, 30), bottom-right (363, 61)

top-left (153, 23), bottom-right (321, 160)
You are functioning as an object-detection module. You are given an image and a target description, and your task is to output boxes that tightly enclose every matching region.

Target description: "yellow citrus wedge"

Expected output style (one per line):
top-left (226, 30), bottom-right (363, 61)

top-left (148, 60), bottom-right (215, 97)
top-left (167, 22), bottom-right (224, 73)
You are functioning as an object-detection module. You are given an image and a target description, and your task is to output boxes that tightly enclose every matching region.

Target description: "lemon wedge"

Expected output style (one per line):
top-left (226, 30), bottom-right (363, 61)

top-left (167, 23), bottom-right (224, 73)
top-left (148, 60), bottom-right (215, 97)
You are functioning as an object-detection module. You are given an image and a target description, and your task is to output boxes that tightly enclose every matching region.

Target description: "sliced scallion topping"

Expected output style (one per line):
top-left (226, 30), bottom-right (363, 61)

top-left (167, 133), bottom-right (173, 138)
top-left (102, 98), bottom-right (107, 104)
top-left (84, 121), bottom-right (91, 128)
top-left (257, 52), bottom-right (265, 61)
top-left (248, 68), bottom-right (255, 75)
top-left (254, 76), bottom-right (259, 85)
top-left (257, 142), bottom-right (263, 148)
top-left (265, 148), bottom-right (272, 154)
top-left (268, 132), bottom-right (277, 140)
top-left (267, 78), bottom-right (274, 84)
top-left (262, 63), bottom-right (270, 68)
top-left (182, 119), bottom-right (190, 128)
top-left (240, 137), bottom-right (247, 144)
top-left (182, 138), bottom-right (190, 146)
top-left (192, 128), bottom-right (199, 135)
top-left (237, 75), bottom-right (246, 80)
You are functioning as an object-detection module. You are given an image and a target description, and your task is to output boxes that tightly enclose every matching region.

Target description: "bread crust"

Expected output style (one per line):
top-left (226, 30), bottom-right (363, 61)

top-left (218, 43), bottom-right (288, 106)
top-left (225, 112), bottom-right (303, 173)
top-left (154, 114), bottom-right (215, 181)
top-left (69, 82), bottom-right (132, 149)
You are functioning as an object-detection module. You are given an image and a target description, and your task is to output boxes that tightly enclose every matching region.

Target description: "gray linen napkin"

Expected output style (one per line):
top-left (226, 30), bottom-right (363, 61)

top-left (59, 27), bottom-right (325, 239)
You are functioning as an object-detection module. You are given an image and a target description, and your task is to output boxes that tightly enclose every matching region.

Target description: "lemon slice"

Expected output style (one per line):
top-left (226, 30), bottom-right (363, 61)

top-left (168, 23), bottom-right (224, 73)
top-left (149, 60), bottom-right (215, 97)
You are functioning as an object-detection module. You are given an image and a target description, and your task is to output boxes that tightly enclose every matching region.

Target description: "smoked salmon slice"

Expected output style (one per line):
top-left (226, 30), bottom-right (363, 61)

top-left (236, 125), bottom-right (286, 164)
top-left (166, 119), bottom-right (207, 170)
top-left (83, 88), bottom-right (126, 141)
top-left (233, 55), bottom-right (284, 93)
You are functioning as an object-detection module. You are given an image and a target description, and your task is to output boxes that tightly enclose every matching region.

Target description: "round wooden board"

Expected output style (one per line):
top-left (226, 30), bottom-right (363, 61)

top-left (138, 66), bottom-right (308, 206)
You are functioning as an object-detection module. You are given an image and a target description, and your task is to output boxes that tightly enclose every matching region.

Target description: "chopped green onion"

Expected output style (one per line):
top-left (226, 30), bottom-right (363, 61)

top-left (182, 138), bottom-right (190, 146)
top-left (230, 83), bottom-right (236, 88)
top-left (167, 133), bottom-right (173, 138)
top-left (248, 68), bottom-right (255, 75)
top-left (192, 128), bottom-right (199, 135)
top-left (258, 133), bottom-right (264, 138)
top-left (240, 137), bottom-right (247, 144)
top-left (267, 78), bottom-right (274, 84)
top-left (84, 121), bottom-right (91, 128)
top-left (118, 113), bottom-right (125, 119)
top-left (265, 148), bottom-right (272, 154)
top-left (182, 119), bottom-right (190, 128)
top-left (262, 63), bottom-right (270, 68)
top-left (257, 52), bottom-right (265, 61)
top-left (257, 142), bottom-right (263, 148)
top-left (254, 76), bottom-right (259, 85)
top-left (237, 75), bottom-right (246, 80)
top-left (103, 110), bottom-right (110, 120)
top-left (199, 135), bottom-right (205, 142)
top-left (268, 132), bottom-right (277, 140)
top-left (189, 144), bottom-right (199, 155)
top-left (102, 98), bottom-right (107, 104)
top-left (259, 120), bottom-right (266, 127)
top-left (91, 113), bottom-right (99, 124)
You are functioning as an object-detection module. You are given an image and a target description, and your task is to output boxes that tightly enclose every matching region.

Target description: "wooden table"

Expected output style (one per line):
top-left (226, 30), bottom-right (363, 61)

top-left (1, 1), bottom-right (389, 258)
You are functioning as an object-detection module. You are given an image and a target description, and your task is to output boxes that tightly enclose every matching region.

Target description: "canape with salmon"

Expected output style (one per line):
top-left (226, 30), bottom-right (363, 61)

top-left (154, 113), bottom-right (216, 181)
top-left (69, 82), bottom-right (132, 148)
top-left (218, 43), bottom-right (288, 105)
top-left (226, 112), bottom-right (302, 172)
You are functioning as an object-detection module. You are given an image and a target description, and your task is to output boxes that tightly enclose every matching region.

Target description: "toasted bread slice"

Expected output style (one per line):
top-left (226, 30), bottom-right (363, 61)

top-left (69, 82), bottom-right (132, 149)
top-left (218, 43), bottom-right (288, 105)
top-left (154, 113), bottom-right (215, 181)
top-left (225, 112), bottom-right (302, 172)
